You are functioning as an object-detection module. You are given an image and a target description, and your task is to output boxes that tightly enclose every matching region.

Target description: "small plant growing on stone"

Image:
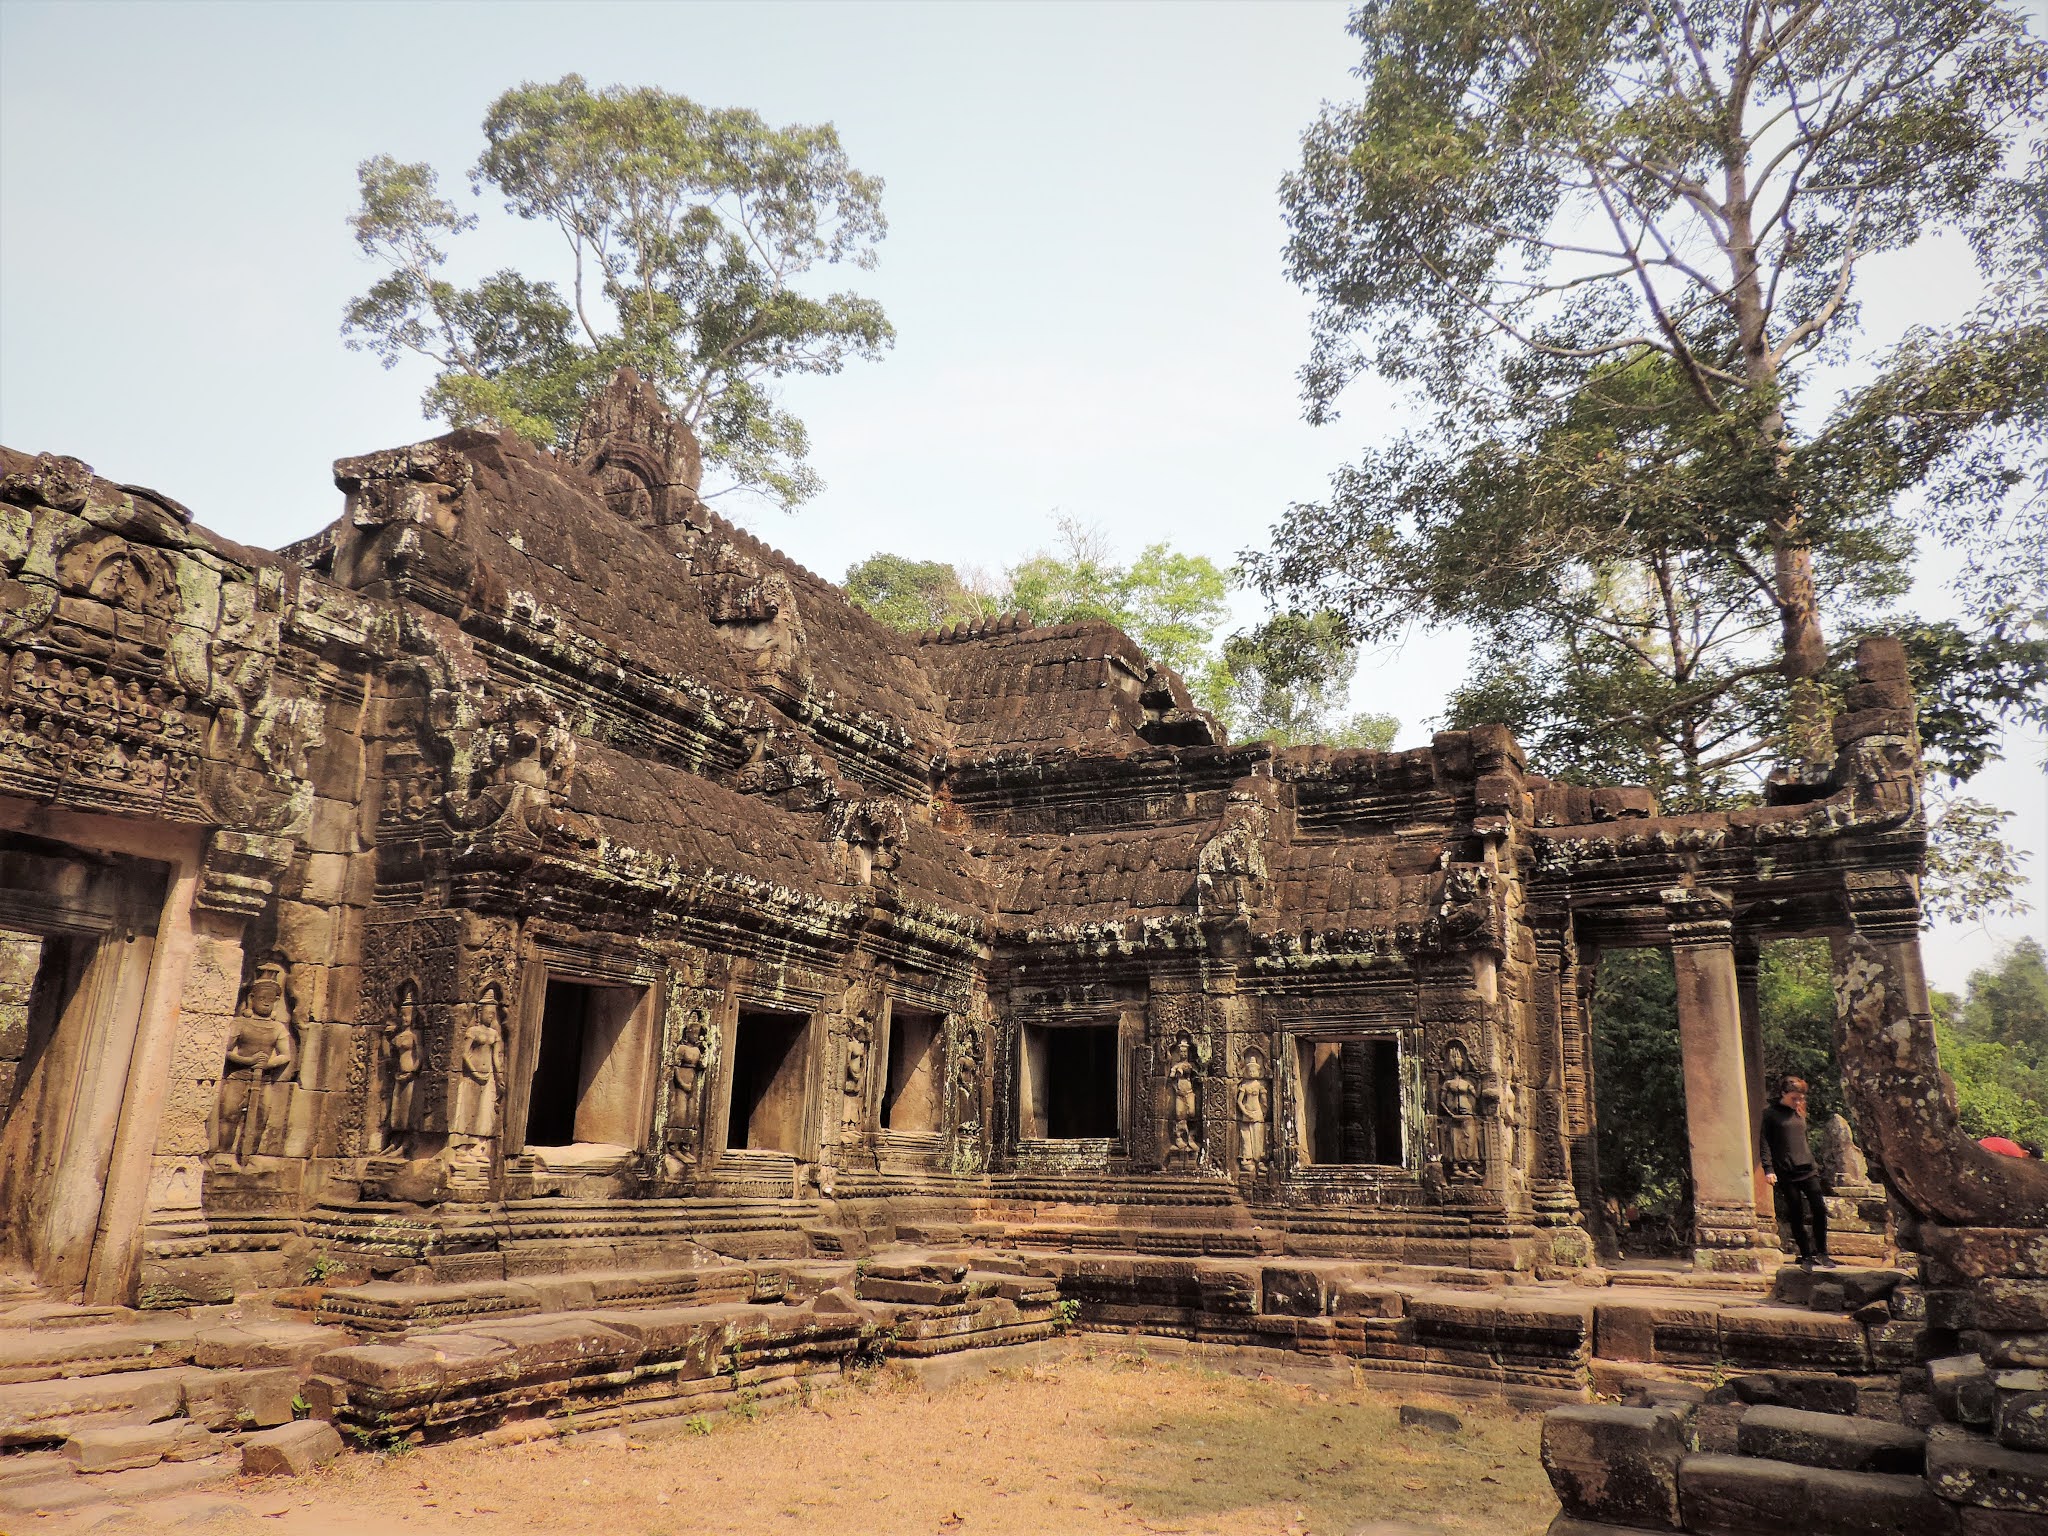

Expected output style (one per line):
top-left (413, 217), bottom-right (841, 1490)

top-left (291, 1393), bottom-right (312, 1421)
top-left (305, 1253), bottom-right (339, 1285)
top-left (683, 1415), bottom-right (713, 1436)
top-left (1052, 1298), bottom-right (1081, 1333)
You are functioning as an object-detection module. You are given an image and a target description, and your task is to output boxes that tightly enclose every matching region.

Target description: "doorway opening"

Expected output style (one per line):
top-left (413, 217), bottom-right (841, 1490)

top-left (726, 1008), bottom-right (810, 1153)
top-left (521, 979), bottom-right (650, 1150)
top-left (1294, 1037), bottom-right (1402, 1165)
top-left (882, 1009), bottom-right (944, 1134)
top-left (1019, 1022), bottom-right (1120, 1140)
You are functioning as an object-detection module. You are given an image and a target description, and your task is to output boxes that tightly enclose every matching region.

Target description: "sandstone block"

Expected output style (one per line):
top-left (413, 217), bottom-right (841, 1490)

top-left (180, 1366), bottom-right (299, 1430)
top-left (1994, 1371), bottom-right (2048, 1452)
top-left (1726, 1370), bottom-right (1859, 1415)
top-left (1979, 1284), bottom-right (2048, 1333)
top-left (1331, 1283), bottom-right (1404, 1319)
top-left (1928, 1425), bottom-right (2048, 1514)
top-left (1735, 1404), bottom-right (1924, 1473)
top-left (1935, 1355), bottom-right (1998, 1427)
top-left (240, 1419), bottom-right (342, 1477)
top-left (1540, 1404), bottom-right (1688, 1528)
top-left (1260, 1265), bottom-right (1328, 1317)
top-left (61, 1423), bottom-right (178, 1473)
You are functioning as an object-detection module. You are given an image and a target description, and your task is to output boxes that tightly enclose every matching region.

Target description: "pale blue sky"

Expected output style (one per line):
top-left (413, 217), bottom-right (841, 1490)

top-left (2, 0), bottom-right (2040, 987)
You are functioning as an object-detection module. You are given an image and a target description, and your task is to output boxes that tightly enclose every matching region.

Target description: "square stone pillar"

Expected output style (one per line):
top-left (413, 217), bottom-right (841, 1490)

top-left (1733, 937), bottom-right (1770, 1216)
top-left (1668, 891), bottom-right (1771, 1272)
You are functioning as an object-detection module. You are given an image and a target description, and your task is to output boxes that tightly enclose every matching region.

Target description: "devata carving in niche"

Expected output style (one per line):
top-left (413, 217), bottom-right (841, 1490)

top-left (1237, 1049), bottom-right (1270, 1169)
top-left (1437, 1040), bottom-right (1485, 1183)
top-left (211, 961), bottom-right (294, 1167)
top-left (662, 1013), bottom-right (708, 1172)
top-left (1168, 1034), bottom-right (1201, 1155)
top-left (451, 982), bottom-right (507, 1167)
top-left (842, 1023), bottom-right (870, 1133)
top-left (378, 981), bottom-right (424, 1154)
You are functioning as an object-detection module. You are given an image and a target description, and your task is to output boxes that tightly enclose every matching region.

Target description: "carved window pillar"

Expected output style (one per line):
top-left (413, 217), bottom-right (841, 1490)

top-left (1667, 890), bottom-right (1772, 1271)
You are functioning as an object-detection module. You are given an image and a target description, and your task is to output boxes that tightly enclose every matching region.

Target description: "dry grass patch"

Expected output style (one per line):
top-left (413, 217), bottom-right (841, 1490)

top-left (154, 1346), bottom-right (1560, 1536)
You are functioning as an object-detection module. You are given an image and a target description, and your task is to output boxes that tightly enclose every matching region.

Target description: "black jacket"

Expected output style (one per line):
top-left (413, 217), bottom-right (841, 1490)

top-left (1759, 1101), bottom-right (1816, 1179)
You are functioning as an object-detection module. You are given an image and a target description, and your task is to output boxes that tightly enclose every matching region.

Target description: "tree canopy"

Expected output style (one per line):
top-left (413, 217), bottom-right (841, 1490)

top-left (845, 521), bottom-right (1396, 750)
top-left (1935, 938), bottom-right (2048, 1149)
top-left (344, 76), bottom-right (893, 511)
top-left (1255, 0), bottom-right (2047, 913)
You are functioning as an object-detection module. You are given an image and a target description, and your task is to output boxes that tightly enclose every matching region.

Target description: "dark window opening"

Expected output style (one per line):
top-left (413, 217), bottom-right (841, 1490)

top-left (523, 979), bottom-right (646, 1149)
top-left (726, 1009), bottom-right (810, 1153)
top-left (1021, 1022), bottom-right (1120, 1140)
top-left (882, 1009), bottom-right (943, 1133)
top-left (1297, 1038), bottom-right (1402, 1165)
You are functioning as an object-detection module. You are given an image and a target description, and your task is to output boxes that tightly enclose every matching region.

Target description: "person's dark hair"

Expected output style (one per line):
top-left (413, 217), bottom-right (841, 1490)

top-left (1778, 1075), bottom-right (1808, 1096)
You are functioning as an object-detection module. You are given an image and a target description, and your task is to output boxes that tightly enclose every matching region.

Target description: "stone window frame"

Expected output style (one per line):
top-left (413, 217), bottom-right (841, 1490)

top-left (873, 995), bottom-right (949, 1144)
top-left (705, 992), bottom-right (823, 1168)
top-left (1277, 1017), bottom-right (1425, 1182)
top-left (1012, 1006), bottom-right (1139, 1159)
top-left (502, 947), bottom-right (665, 1168)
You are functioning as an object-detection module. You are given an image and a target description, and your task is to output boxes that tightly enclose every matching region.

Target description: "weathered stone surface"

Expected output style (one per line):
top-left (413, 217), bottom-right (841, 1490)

top-left (1936, 1355), bottom-right (1998, 1427)
top-left (1541, 1405), bottom-right (1688, 1527)
top-left (1735, 1404), bottom-right (1924, 1473)
top-left (1993, 1371), bottom-right (2048, 1452)
top-left (1680, 1452), bottom-right (1959, 1535)
top-left (60, 1422), bottom-right (183, 1473)
top-left (240, 1419), bottom-right (342, 1477)
top-left (1725, 1370), bottom-right (1860, 1415)
top-left (1928, 1425), bottom-right (2048, 1513)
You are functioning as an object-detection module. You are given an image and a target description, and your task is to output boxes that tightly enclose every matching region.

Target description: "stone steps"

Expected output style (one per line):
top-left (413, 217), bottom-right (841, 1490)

top-left (1735, 1404), bottom-right (1925, 1473)
top-left (0, 1320), bottom-right (199, 1384)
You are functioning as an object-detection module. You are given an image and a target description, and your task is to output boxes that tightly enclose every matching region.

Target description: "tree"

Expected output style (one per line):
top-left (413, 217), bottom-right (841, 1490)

top-left (344, 76), bottom-right (893, 511)
top-left (1000, 517), bottom-right (1233, 679)
top-left (1934, 938), bottom-right (2048, 1147)
top-left (1202, 612), bottom-right (1400, 749)
top-left (1590, 947), bottom-right (1691, 1250)
top-left (843, 555), bottom-right (999, 632)
top-left (1267, 0), bottom-right (2047, 762)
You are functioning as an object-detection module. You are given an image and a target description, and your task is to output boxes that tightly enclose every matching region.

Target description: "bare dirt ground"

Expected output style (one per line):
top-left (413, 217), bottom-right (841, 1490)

top-left (22, 1344), bottom-right (1561, 1536)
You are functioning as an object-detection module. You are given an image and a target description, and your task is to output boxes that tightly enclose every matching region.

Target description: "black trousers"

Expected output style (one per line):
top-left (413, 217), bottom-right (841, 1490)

top-left (1776, 1171), bottom-right (1829, 1259)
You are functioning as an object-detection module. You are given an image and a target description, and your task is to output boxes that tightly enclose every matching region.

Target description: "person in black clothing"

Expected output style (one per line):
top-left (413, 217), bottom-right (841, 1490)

top-left (1760, 1075), bottom-right (1834, 1268)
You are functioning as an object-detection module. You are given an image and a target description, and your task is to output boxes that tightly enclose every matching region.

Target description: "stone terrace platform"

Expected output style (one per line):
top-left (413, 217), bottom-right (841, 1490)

top-left (0, 1243), bottom-right (1924, 1518)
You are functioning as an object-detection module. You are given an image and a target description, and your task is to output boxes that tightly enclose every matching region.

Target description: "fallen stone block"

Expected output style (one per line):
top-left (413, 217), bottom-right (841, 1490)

top-left (1545, 1520), bottom-right (1685, 1536)
top-left (240, 1419), bottom-right (343, 1478)
top-left (1928, 1424), bottom-right (2048, 1514)
top-left (60, 1422), bottom-right (184, 1473)
top-left (1540, 1404), bottom-right (1688, 1528)
top-left (179, 1367), bottom-right (300, 1431)
top-left (855, 1277), bottom-right (970, 1306)
top-left (1399, 1405), bottom-right (1461, 1433)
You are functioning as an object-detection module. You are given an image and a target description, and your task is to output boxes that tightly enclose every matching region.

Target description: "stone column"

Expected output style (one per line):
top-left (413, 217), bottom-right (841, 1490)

top-left (1733, 936), bottom-right (1769, 1216)
top-left (1668, 891), bottom-right (1769, 1271)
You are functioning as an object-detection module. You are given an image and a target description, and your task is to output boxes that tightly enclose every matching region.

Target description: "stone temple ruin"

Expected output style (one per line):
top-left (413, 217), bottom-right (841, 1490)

top-left (0, 372), bottom-right (2042, 1527)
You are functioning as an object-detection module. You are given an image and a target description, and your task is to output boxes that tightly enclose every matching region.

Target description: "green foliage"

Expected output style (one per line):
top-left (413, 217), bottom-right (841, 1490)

top-left (1201, 611), bottom-right (1397, 750)
top-left (1052, 1297), bottom-right (1081, 1333)
top-left (1589, 948), bottom-right (1690, 1248)
top-left (1260, 0), bottom-right (2048, 842)
top-left (344, 75), bottom-right (894, 510)
top-left (1937, 938), bottom-right (2048, 1147)
top-left (843, 554), bottom-right (998, 632)
top-left (1758, 940), bottom-right (1844, 1128)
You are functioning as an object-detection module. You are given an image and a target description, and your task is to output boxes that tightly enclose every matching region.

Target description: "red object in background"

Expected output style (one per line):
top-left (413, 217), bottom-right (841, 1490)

top-left (1979, 1135), bottom-right (2029, 1158)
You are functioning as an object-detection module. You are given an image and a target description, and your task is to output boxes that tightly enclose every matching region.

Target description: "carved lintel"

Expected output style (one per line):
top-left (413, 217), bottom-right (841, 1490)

top-left (195, 829), bottom-right (296, 919)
